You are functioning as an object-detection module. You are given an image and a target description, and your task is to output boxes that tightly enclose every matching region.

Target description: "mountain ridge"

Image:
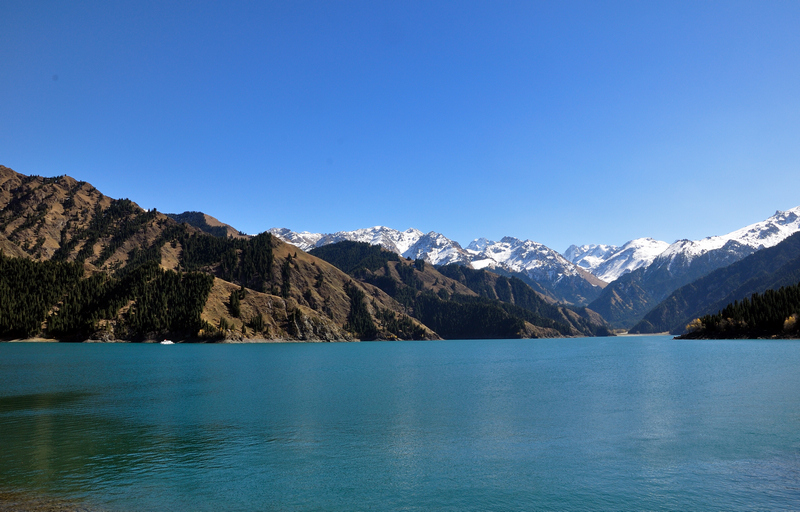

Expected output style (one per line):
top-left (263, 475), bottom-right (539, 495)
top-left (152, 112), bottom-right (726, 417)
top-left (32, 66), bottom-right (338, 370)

top-left (270, 226), bottom-right (606, 306)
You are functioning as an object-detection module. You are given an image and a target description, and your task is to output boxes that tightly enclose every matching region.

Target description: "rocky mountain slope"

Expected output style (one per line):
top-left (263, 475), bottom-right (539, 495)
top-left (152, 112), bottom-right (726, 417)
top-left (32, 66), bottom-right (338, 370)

top-left (0, 165), bottom-right (429, 341)
top-left (166, 211), bottom-right (248, 239)
top-left (309, 241), bottom-right (611, 338)
top-left (1, 165), bottom-right (607, 341)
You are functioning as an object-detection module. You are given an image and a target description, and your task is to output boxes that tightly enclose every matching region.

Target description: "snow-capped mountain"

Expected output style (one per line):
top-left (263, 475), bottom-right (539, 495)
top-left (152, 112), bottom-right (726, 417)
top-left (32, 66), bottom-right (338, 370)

top-left (271, 228), bottom-right (605, 304)
top-left (564, 238), bottom-right (670, 283)
top-left (588, 206), bottom-right (800, 327)
top-left (563, 244), bottom-right (618, 271)
top-left (465, 236), bottom-right (605, 305)
top-left (654, 206), bottom-right (800, 271)
top-left (268, 226), bottom-right (472, 265)
top-left (468, 237), bottom-right (581, 281)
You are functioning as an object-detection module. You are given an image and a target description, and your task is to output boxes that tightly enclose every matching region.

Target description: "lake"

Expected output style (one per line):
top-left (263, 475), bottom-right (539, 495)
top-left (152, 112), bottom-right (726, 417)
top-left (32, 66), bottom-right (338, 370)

top-left (1, 336), bottom-right (800, 511)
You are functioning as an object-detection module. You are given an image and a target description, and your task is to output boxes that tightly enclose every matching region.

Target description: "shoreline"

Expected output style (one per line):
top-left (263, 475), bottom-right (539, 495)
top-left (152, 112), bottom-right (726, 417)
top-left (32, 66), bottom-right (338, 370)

top-left (614, 331), bottom-right (670, 337)
top-left (1, 337), bottom-right (357, 344)
top-left (0, 490), bottom-right (104, 512)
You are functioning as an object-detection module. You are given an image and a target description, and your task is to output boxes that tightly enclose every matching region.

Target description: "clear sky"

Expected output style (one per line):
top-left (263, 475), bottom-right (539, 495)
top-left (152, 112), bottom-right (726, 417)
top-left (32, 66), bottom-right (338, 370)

top-left (2, 1), bottom-right (799, 252)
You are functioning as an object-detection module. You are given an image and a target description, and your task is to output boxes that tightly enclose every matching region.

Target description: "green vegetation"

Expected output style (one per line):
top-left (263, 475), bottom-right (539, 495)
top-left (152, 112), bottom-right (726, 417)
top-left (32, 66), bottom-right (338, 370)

top-left (0, 251), bottom-right (84, 337)
top-left (0, 251), bottom-right (213, 340)
top-left (412, 292), bottom-right (526, 339)
top-left (229, 290), bottom-right (241, 317)
top-left (375, 308), bottom-right (427, 340)
top-left (180, 231), bottom-right (275, 290)
top-left (344, 281), bottom-right (378, 339)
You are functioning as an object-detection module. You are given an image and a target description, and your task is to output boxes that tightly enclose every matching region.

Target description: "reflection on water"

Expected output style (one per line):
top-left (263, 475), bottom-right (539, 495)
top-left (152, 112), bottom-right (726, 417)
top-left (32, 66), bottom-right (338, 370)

top-left (1, 339), bottom-right (800, 511)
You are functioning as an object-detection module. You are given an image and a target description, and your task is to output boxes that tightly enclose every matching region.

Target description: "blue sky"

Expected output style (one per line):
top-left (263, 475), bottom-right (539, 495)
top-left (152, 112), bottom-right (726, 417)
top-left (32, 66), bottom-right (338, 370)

top-left (2, 1), bottom-right (799, 252)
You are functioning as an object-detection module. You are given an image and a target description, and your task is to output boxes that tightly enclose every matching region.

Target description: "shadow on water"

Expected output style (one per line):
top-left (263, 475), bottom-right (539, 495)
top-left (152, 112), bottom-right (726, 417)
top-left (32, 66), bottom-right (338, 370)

top-left (0, 391), bottom-right (94, 414)
top-left (0, 391), bottom-right (213, 511)
top-left (1, 389), bottom-right (238, 512)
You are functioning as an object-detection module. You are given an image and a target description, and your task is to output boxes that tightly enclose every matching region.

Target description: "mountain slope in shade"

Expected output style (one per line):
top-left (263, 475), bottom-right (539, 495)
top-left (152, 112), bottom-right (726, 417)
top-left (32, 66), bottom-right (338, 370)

top-left (589, 206), bottom-right (800, 328)
top-left (308, 241), bottom-right (611, 338)
top-left (466, 236), bottom-right (606, 305)
top-left (563, 244), bottom-right (618, 271)
top-left (631, 231), bottom-right (800, 335)
top-left (272, 227), bottom-right (605, 306)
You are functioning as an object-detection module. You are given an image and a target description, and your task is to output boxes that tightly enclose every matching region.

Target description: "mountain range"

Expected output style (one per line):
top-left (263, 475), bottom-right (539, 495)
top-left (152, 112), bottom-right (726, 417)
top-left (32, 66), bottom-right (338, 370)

top-left (269, 226), bottom-right (607, 306)
top-left (587, 207), bottom-right (800, 328)
top-left (2, 163), bottom-right (798, 340)
top-left (270, 206), bottom-right (800, 330)
top-left (0, 165), bottom-right (609, 341)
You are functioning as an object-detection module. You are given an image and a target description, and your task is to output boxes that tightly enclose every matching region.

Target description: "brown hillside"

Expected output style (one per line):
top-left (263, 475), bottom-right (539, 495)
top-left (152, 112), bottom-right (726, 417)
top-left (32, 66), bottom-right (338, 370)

top-left (167, 211), bottom-right (248, 239)
top-left (0, 165), bottom-right (434, 341)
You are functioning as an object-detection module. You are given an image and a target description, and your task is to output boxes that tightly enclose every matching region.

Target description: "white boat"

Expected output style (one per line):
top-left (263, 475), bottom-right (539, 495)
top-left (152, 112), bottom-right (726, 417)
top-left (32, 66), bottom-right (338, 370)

top-left (160, 340), bottom-right (174, 345)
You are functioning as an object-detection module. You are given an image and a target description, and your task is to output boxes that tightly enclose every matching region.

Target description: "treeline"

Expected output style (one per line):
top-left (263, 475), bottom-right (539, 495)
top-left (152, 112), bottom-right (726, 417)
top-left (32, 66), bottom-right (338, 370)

top-left (413, 292), bottom-right (526, 339)
top-left (340, 281), bottom-right (428, 340)
top-left (52, 198), bottom-right (158, 265)
top-left (0, 251), bottom-right (213, 340)
top-left (681, 281), bottom-right (800, 339)
top-left (179, 231), bottom-right (275, 290)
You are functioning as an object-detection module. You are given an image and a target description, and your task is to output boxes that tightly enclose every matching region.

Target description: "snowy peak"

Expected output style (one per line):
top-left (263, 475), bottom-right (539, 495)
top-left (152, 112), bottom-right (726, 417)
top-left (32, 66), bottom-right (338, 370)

top-left (271, 226), bottom-right (602, 304)
top-left (405, 232), bottom-right (471, 265)
top-left (467, 236), bottom-right (583, 281)
top-left (563, 244), bottom-right (618, 271)
top-left (564, 238), bottom-right (669, 282)
top-left (269, 226), bottom-right (470, 265)
top-left (466, 237), bottom-right (491, 252)
top-left (594, 238), bottom-right (670, 282)
top-left (267, 228), bottom-right (324, 252)
top-left (656, 206), bottom-right (800, 267)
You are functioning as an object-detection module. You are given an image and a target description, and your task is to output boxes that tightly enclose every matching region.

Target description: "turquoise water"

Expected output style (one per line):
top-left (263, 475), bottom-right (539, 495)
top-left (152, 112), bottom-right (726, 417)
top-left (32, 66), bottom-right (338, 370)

top-left (1, 337), bottom-right (800, 511)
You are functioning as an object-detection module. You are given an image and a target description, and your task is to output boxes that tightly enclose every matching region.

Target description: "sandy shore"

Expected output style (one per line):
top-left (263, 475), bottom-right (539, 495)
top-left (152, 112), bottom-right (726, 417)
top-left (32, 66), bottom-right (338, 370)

top-left (0, 491), bottom-right (102, 512)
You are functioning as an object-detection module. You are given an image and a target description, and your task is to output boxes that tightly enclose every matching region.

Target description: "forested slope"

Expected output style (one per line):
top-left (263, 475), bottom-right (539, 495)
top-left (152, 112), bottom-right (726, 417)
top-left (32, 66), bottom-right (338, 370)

top-left (677, 281), bottom-right (800, 339)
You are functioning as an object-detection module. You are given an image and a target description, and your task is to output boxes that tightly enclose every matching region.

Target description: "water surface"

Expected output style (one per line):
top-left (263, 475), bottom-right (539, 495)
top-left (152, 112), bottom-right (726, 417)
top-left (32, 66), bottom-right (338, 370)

top-left (2, 337), bottom-right (799, 511)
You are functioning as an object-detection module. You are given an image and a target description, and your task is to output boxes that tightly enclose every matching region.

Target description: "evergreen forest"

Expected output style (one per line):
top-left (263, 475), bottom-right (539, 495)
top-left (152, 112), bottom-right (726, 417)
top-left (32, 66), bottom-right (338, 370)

top-left (681, 281), bottom-right (800, 338)
top-left (0, 251), bottom-right (213, 340)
